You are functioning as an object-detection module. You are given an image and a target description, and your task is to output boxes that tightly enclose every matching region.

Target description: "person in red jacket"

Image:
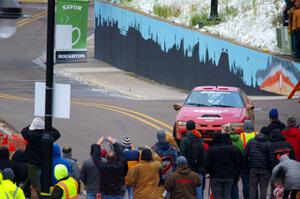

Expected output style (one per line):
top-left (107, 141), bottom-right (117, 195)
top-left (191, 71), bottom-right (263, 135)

top-left (282, 116), bottom-right (300, 161)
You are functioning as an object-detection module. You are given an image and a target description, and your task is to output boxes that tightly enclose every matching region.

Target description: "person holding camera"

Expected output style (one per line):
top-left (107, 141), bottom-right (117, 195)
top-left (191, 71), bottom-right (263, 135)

top-left (91, 136), bottom-right (127, 199)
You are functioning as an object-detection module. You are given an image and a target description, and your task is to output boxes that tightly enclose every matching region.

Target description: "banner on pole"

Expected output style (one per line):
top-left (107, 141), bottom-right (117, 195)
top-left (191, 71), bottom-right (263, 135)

top-left (55, 0), bottom-right (89, 63)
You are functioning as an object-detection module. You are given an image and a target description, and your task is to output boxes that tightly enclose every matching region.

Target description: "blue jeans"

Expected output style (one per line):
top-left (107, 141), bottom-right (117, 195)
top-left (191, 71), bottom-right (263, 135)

top-left (241, 169), bottom-right (249, 199)
top-left (293, 30), bottom-right (300, 58)
top-left (196, 173), bottom-right (203, 199)
top-left (101, 195), bottom-right (123, 199)
top-left (210, 178), bottom-right (233, 199)
top-left (231, 180), bottom-right (239, 199)
top-left (126, 186), bottom-right (133, 199)
top-left (86, 192), bottom-right (99, 199)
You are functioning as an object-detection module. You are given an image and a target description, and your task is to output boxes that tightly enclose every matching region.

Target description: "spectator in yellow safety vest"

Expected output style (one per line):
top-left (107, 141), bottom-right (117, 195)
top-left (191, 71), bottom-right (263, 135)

top-left (240, 120), bottom-right (257, 150)
top-left (50, 164), bottom-right (78, 199)
top-left (0, 168), bottom-right (25, 199)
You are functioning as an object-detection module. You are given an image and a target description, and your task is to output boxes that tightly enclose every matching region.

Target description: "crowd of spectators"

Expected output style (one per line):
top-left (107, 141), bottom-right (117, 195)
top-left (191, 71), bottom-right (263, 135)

top-left (0, 108), bottom-right (299, 199)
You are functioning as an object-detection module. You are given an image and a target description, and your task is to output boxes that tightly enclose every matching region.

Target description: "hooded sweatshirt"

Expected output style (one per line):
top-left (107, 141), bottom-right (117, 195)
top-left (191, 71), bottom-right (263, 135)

top-left (21, 125), bottom-right (60, 166)
top-left (0, 179), bottom-right (25, 199)
top-left (282, 127), bottom-right (300, 161)
top-left (0, 147), bottom-right (16, 172)
top-left (271, 155), bottom-right (300, 190)
top-left (244, 133), bottom-right (272, 170)
top-left (51, 164), bottom-right (78, 199)
top-left (164, 165), bottom-right (201, 199)
top-left (52, 144), bottom-right (72, 185)
top-left (229, 134), bottom-right (243, 151)
top-left (205, 134), bottom-right (241, 179)
top-left (11, 150), bottom-right (28, 185)
top-left (269, 130), bottom-right (295, 167)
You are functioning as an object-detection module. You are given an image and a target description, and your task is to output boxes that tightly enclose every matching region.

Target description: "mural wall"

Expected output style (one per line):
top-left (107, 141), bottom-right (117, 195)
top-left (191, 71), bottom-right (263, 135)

top-left (94, 0), bottom-right (300, 95)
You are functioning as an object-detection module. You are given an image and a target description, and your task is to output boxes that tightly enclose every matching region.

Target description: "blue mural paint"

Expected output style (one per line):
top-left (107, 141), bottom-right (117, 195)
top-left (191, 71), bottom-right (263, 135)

top-left (94, 0), bottom-right (300, 95)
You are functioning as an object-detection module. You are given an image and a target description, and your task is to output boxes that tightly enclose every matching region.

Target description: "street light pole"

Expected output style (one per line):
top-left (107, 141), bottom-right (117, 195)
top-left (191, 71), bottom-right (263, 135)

top-left (41, 0), bottom-right (55, 197)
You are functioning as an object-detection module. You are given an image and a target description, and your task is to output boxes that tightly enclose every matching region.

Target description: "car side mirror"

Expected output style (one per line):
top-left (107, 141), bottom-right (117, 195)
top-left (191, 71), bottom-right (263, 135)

top-left (246, 104), bottom-right (255, 111)
top-left (173, 104), bottom-right (182, 111)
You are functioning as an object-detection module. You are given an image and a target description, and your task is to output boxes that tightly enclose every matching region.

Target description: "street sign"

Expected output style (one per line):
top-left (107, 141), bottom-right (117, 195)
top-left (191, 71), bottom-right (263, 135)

top-left (55, 0), bottom-right (89, 63)
top-left (34, 82), bottom-right (71, 119)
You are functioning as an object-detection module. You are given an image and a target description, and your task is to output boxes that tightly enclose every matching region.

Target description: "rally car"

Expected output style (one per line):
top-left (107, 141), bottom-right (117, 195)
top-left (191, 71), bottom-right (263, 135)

top-left (173, 86), bottom-right (255, 142)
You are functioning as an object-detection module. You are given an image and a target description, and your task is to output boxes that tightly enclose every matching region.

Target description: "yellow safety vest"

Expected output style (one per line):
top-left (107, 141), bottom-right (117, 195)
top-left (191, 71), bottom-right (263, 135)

top-left (56, 177), bottom-right (78, 199)
top-left (240, 132), bottom-right (257, 149)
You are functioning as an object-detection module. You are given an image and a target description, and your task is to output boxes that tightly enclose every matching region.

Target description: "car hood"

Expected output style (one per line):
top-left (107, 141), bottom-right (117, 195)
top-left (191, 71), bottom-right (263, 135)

top-left (176, 106), bottom-right (244, 124)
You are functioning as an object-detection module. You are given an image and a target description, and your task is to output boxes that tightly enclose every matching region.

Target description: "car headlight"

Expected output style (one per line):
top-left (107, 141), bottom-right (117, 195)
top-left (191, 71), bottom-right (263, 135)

top-left (176, 121), bottom-right (187, 126)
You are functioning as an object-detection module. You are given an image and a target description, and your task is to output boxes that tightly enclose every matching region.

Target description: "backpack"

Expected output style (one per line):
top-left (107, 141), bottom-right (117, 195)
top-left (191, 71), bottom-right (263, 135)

top-left (152, 144), bottom-right (176, 185)
top-left (159, 155), bottom-right (173, 185)
top-left (187, 135), bottom-right (204, 171)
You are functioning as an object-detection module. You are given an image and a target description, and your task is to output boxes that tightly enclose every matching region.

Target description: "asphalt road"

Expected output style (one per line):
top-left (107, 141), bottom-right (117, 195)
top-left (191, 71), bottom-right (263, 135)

top-left (0, 4), bottom-right (300, 165)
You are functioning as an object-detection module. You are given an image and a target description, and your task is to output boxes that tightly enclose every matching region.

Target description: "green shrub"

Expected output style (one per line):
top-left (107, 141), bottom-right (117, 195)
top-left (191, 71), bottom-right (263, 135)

top-left (190, 11), bottom-right (220, 27)
top-left (153, 4), bottom-right (181, 18)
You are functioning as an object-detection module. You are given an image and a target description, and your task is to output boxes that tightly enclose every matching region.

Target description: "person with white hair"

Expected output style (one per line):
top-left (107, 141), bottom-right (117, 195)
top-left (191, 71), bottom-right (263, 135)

top-left (21, 117), bottom-right (60, 196)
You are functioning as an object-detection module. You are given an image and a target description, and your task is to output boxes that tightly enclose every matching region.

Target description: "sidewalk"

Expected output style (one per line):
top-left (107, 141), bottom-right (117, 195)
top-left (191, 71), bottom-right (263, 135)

top-left (34, 35), bottom-right (295, 101)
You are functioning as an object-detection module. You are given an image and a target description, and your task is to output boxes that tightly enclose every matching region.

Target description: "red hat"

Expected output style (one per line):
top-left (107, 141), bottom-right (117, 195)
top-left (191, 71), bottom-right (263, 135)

top-left (101, 148), bottom-right (107, 158)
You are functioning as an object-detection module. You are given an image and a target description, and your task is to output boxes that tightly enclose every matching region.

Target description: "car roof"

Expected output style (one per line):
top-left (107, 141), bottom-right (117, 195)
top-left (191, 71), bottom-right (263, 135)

top-left (192, 86), bottom-right (240, 92)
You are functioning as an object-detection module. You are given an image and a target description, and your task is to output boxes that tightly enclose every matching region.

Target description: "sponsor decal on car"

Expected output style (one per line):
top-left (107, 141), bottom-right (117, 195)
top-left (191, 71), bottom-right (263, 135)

top-left (193, 109), bottom-right (228, 113)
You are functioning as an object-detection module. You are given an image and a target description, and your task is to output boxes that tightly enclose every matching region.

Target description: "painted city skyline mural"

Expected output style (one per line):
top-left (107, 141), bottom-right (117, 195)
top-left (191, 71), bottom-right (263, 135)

top-left (94, 0), bottom-right (300, 95)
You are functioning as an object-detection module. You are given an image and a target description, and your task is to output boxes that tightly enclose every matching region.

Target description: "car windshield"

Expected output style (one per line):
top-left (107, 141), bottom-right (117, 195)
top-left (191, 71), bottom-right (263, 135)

top-left (185, 90), bottom-right (244, 108)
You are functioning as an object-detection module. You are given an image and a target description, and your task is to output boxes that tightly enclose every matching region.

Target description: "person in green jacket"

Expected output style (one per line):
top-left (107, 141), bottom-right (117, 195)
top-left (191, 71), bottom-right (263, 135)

top-left (0, 168), bottom-right (25, 199)
top-left (222, 123), bottom-right (243, 151)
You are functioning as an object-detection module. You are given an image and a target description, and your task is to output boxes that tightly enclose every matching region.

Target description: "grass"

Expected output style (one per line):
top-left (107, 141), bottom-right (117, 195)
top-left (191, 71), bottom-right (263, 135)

top-left (153, 4), bottom-right (181, 18)
top-left (190, 6), bottom-right (238, 27)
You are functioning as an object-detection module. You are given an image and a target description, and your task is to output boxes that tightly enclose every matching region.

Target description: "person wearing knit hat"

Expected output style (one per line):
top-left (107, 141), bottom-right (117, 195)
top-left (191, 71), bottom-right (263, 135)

top-left (122, 137), bottom-right (132, 149)
top-left (21, 118), bottom-right (61, 195)
top-left (121, 137), bottom-right (139, 199)
top-left (177, 156), bottom-right (188, 167)
top-left (267, 108), bottom-right (286, 133)
top-left (287, 116), bottom-right (297, 128)
top-left (283, 115), bottom-right (300, 161)
top-left (29, 117), bottom-right (44, 131)
top-left (164, 155), bottom-right (201, 199)
top-left (152, 130), bottom-right (179, 171)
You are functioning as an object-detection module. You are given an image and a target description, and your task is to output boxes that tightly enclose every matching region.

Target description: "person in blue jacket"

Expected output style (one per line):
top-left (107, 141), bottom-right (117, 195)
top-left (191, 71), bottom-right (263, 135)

top-left (52, 144), bottom-right (72, 185)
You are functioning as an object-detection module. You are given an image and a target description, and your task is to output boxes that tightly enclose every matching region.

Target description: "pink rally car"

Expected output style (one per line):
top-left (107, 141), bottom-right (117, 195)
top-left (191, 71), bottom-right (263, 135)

top-left (173, 86), bottom-right (255, 142)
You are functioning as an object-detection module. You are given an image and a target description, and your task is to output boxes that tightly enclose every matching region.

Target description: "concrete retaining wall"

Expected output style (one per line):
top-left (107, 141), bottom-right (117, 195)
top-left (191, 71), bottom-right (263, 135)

top-left (94, 0), bottom-right (300, 95)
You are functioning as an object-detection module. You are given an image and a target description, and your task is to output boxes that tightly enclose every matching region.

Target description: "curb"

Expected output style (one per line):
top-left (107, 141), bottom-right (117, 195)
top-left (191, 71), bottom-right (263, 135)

top-left (19, 0), bottom-right (48, 3)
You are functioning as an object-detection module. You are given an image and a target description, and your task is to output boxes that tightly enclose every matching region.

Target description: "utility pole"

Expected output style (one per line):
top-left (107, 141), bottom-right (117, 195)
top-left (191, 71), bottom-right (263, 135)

top-left (40, 0), bottom-right (55, 198)
top-left (210, 0), bottom-right (219, 19)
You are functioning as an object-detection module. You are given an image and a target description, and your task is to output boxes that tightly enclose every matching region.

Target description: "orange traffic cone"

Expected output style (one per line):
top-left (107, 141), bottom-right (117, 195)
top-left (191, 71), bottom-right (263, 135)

top-left (8, 143), bottom-right (16, 152)
top-left (210, 193), bottom-right (214, 199)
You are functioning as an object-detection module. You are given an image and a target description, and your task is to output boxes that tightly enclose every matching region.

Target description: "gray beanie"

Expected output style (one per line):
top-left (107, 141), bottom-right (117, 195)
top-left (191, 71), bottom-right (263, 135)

top-left (3, 168), bottom-right (14, 181)
top-left (177, 156), bottom-right (188, 167)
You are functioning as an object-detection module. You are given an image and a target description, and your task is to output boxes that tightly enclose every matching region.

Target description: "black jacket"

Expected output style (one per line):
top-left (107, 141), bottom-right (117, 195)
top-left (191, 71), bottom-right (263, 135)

top-left (11, 150), bottom-right (28, 185)
top-left (92, 143), bottom-right (126, 196)
top-left (269, 130), bottom-right (295, 168)
top-left (180, 132), bottom-right (205, 173)
top-left (0, 147), bottom-right (16, 174)
top-left (205, 137), bottom-right (241, 179)
top-left (244, 133), bottom-right (272, 170)
top-left (21, 126), bottom-right (60, 166)
top-left (267, 120), bottom-right (286, 134)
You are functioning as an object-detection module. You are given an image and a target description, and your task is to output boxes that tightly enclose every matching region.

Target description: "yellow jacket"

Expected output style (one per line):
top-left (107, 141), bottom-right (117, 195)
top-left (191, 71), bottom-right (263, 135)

top-left (126, 161), bottom-right (162, 199)
top-left (0, 180), bottom-right (25, 199)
